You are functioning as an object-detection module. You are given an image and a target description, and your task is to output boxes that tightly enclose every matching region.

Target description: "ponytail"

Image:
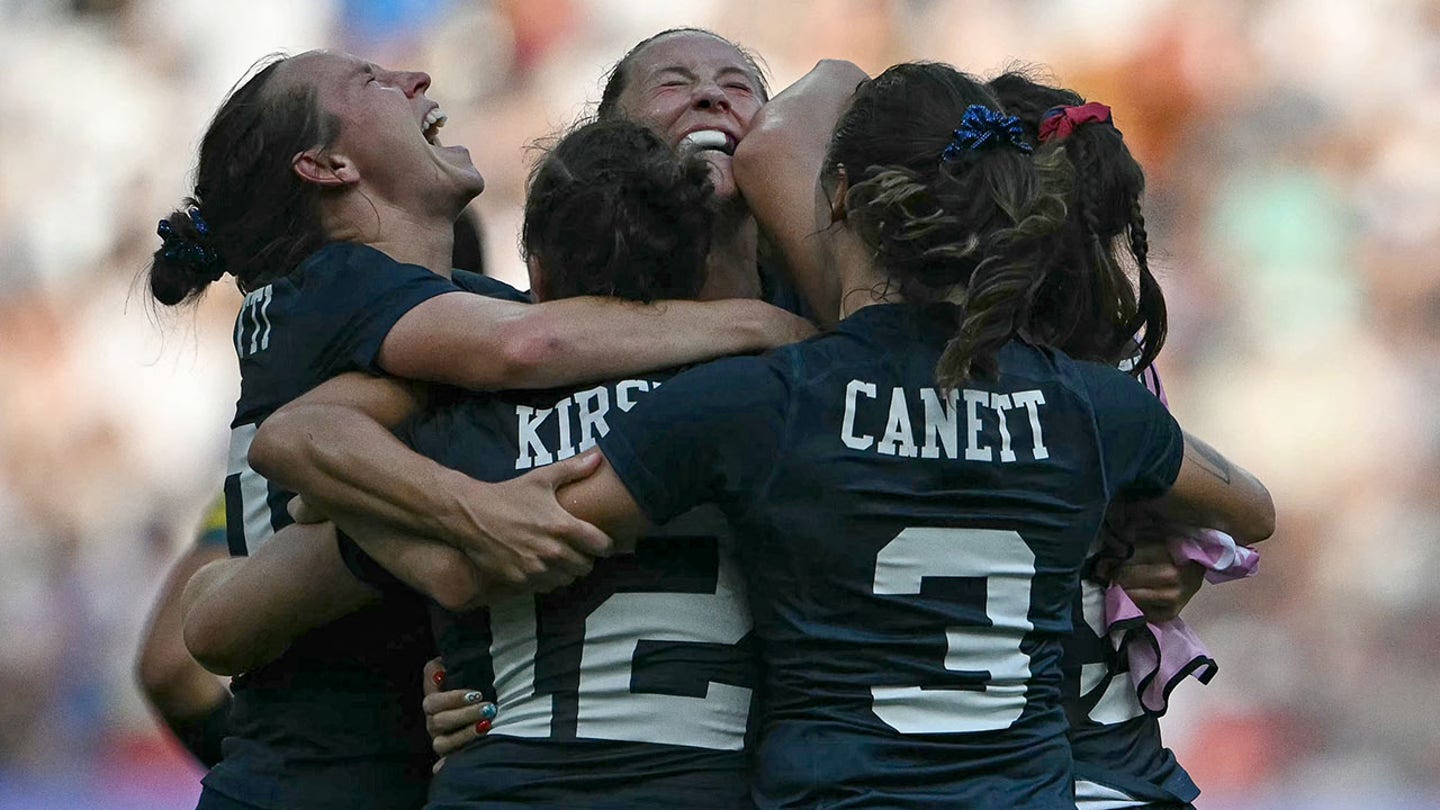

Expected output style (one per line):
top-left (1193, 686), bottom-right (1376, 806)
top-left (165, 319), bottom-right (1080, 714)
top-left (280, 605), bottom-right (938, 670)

top-left (146, 55), bottom-right (338, 306)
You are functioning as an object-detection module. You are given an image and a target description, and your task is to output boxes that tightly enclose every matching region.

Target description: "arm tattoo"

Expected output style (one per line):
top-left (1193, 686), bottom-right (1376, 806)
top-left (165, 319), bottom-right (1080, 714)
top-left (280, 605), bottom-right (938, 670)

top-left (1184, 434), bottom-right (1232, 484)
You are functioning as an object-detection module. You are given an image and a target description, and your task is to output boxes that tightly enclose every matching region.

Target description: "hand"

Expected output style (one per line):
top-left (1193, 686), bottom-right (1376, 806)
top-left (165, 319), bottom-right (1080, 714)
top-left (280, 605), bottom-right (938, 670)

top-left (424, 657), bottom-right (445, 698)
top-left (287, 495), bottom-right (329, 525)
top-left (450, 451), bottom-right (614, 592)
top-left (1111, 540), bottom-right (1205, 623)
top-left (422, 659), bottom-right (497, 770)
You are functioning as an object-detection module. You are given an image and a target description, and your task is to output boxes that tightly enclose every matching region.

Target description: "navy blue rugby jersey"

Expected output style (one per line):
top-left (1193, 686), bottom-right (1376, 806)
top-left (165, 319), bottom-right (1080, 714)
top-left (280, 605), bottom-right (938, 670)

top-left (598, 302), bottom-right (1184, 809)
top-left (225, 243), bottom-right (527, 554)
top-left (1064, 580), bottom-right (1198, 808)
top-left (208, 241), bottom-right (528, 810)
top-left (401, 373), bottom-right (758, 810)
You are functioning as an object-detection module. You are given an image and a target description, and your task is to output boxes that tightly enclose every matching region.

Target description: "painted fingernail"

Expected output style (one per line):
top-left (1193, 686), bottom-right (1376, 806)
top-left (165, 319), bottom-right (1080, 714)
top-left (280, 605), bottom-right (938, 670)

top-left (475, 719), bottom-right (492, 734)
top-left (480, 703), bottom-right (497, 720)
top-left (432, 670), bottom-right (445, 687)
top-left (463, 691), bottom-right (484, 704)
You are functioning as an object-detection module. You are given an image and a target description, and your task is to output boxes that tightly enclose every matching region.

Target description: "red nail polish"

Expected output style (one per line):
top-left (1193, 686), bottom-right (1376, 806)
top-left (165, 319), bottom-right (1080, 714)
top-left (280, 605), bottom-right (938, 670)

top-left (475, 719), bottom-right (492, 734)
top-left (432, 670), bottom-right (445, 686)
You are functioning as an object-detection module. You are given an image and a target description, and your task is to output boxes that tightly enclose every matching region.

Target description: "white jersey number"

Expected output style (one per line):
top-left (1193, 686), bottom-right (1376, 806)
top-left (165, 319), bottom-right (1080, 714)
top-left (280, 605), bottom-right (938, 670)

top-left (871, 527), bottom-right (1036, 734)
top-left (488, 538), bottom-right (753, 750)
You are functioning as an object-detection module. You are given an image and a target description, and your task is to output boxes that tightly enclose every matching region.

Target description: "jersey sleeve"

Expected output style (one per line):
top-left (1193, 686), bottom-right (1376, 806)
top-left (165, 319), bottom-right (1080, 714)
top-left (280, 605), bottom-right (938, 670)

top-left (598, 354), bottom-right (792, 524)
top-left (450, 269), bottom-right (532, 303)
top-left (297, 244), bottom-right (470, 378)
top-left (1082, 363), bottom-right (1184, 500)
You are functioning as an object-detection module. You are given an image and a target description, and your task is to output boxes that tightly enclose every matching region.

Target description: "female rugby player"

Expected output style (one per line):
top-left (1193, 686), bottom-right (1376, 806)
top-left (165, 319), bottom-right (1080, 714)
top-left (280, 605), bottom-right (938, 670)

top-left (152, 50), bottom-right (807, 810)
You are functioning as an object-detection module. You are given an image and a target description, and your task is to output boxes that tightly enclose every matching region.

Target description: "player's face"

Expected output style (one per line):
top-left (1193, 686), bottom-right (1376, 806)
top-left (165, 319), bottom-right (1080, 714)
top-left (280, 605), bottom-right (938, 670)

top-left (614, 32), bottom-right (764, 199)
top-left (281, 50), bottom-right (484, 213)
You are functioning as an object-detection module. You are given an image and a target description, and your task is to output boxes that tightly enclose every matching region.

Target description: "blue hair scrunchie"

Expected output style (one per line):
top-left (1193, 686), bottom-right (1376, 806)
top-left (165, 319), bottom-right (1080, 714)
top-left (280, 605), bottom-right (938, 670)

top-left (941, 105), bottom-right (1032, 161)
top-left (187, 207), bottom-right (211, 236)
top-left (156, 208), bottom-right (225, 281)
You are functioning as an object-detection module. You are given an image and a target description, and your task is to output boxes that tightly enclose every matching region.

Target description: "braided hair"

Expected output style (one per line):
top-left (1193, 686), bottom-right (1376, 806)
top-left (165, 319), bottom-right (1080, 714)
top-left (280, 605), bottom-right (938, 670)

top-left (989, 70), bottom-right (1167, 375)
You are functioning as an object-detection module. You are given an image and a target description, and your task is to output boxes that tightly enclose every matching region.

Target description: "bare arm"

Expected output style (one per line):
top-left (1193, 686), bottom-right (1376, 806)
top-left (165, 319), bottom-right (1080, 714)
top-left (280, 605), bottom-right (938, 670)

top-left (379, 294), bottom-right (814, 391)
top-left (329, 515), bottom-right (527, 612)
top-left (135, 539), bottom-right (231, 766)
top-left (137, 541), bottom-right (230, 720)
top-left (555, 452), bottom-right (651, 546)
top-left (1140, 432), bottom-right (1275, 545)
top-left (251, 375), bottom-right (450, 537)
top-left (181, 522), bottom-right (379, 675)
top-left (734, 60), bottom-right (869, 327)
top-left (250, 373), bottom-right (613, 591)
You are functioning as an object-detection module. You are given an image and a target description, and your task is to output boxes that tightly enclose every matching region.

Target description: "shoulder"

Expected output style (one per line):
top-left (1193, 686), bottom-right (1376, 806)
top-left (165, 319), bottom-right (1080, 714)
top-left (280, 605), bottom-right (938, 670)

top-left (1063, 353), bottom-right (1155, 407)
top-left (292, 241), bottom-right (383, 279)
top-left (279, 243), bottom-right (460, 321)
top-left (611, 353), bottom-right (795, 466)
top-left (660, 351), bottom-right (796, 408)
top-left (404, 387), bottom-right (496, 457)
top-left (450, 270), bottom-right (531, 302)
top-left (289, 242), bottom-right (438, 292)
top-left (999, 342), bottom-right (1123, 403)
top-left (603, 353), bottom-right (796, 444)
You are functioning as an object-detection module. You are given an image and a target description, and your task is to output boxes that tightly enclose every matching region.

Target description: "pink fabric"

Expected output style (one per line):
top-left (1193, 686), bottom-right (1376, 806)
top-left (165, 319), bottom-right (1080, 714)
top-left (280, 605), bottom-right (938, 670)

top-left (1173, 527), bottom-right (1259, 584)
top-left (1105, 584), bottom-right (1217, 715)
top-left (1106, 529), bottom-right (1258, 715)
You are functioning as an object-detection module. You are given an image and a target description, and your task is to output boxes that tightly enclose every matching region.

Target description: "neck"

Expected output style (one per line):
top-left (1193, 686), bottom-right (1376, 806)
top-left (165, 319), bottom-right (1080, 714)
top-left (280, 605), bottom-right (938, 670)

top-left (696, 207), bottom-right (761, 301)
top-left (831, 226), bottom-right (897, 319)
top-left (322, 193), bottom-right (457, 278)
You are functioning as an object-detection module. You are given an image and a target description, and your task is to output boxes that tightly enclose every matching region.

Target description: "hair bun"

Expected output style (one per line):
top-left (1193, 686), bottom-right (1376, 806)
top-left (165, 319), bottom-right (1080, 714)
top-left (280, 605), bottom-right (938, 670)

top-left (156, 208), bottom-right (224, 280)
top-left (149, 204), bottom-right (226, 305)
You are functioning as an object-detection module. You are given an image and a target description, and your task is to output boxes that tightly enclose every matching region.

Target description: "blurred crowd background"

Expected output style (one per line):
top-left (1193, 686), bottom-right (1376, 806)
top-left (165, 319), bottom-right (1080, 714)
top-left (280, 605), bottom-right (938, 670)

top-left (1, 0), bottom-right (1437, 808)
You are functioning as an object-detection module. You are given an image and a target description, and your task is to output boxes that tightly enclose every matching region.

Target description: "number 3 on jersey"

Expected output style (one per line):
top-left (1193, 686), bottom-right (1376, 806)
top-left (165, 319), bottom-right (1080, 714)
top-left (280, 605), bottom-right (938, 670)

top-left (871, 527), bottom-right (1036, 734)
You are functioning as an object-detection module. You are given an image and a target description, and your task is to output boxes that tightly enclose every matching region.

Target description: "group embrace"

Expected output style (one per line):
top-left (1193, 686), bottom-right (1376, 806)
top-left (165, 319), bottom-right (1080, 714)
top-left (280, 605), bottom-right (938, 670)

top-left (148, 28), bottom-right (1274, 810)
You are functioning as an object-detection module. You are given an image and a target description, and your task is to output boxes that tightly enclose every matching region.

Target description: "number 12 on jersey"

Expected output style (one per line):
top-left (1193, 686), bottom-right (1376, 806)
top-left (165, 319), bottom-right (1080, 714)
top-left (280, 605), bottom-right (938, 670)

top-left (486, 537), bottom-right (754, 750)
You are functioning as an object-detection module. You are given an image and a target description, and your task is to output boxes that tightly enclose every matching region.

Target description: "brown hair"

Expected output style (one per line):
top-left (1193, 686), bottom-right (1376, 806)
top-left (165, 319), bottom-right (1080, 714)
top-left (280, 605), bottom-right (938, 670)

top-left (523, 119), bottom-right (715, 302)
top-left (826, 62), bottom-right (1073, 387)
top-left (988, 70), bottom-right (1166, 374)
top-left (148, 54), bottom-right (340, 305)
top-left (596, 28), bottom-right (769, 121)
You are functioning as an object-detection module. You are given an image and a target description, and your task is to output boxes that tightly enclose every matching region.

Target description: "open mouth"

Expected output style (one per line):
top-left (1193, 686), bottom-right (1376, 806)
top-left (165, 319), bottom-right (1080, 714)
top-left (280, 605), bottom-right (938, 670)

top-left (422, 106), bottom-right (448, 145)
top-left (680, 129), bottom-right (736, 156)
